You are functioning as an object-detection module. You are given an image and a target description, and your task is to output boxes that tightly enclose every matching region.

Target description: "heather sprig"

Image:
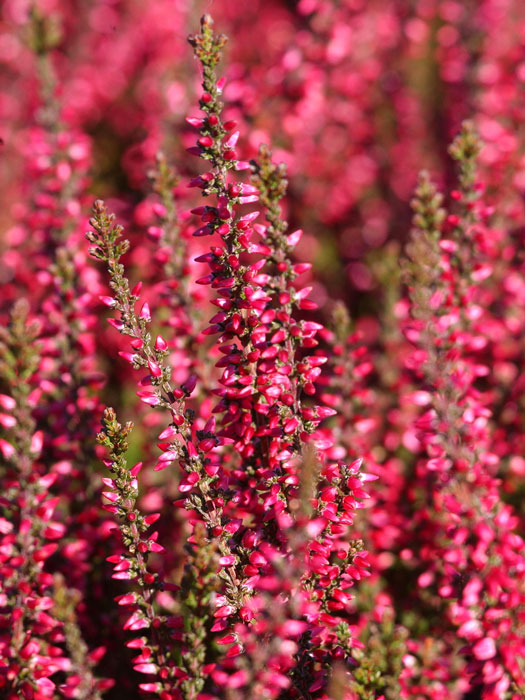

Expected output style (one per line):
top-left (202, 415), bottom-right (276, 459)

top-left (403, 171), bottom-right (461, 448)
top-left (96, 408), bottom-right (174, 693)
top-left (403, 132), bottom-right (525, 697)
top-left (87, 200), bottom-right (176, 405)
top-left (0, 301), bottom-right (104, 699)
top-left (447, 122), bottom-right (488, 304)
top-left (0, 302), bottom-right (50, 699)
top-left (188, 19), bottom-right (334, 502)
top-left (448, 120), bottom-right (482, 215)
top-left (52, 576), bottom-right (108, 700)
top-left (185, 16), bottom-right (374, 693)
top-left (25, 6), bottom-right (62, 127)
top-left (87, 200), bottom-right (237, 544)
top-left (87, 200), bottom-right (250, 686)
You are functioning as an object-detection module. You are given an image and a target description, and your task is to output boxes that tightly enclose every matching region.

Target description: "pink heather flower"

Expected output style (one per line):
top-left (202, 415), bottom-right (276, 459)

top-left (473, 637), bottom-right (497, 661)
top-left (5, 3), bottom-right (525, 699)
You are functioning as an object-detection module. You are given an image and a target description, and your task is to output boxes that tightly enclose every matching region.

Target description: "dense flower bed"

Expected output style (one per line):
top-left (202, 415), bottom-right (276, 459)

top-left (0, 2), bottom-right (524, 699)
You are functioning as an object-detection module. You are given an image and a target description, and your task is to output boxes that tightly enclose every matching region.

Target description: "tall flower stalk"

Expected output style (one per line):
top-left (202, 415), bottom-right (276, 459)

top-left (0, 301), bottom-right (106, 699)
top-left (403, 124), bottom-right (525, 698)
top-left (87, 14), bottom-right (372, 698)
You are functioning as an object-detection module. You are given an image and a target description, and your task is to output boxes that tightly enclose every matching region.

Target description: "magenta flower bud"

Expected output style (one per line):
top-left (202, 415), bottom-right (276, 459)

top-left (181, 374), bottom-right (197, 395)
top-left (249, 551), bottom-right (267, 567)
top-left (473, 637), bottom-right (497, 660)
top-left (198, 438), bottom-right (216, 452)
top-left (157, 450), bottom-right (177, 463)
top-left (194, 253), bottom-right (213, 264)
top-left (0, 414), bottom-right (16, 429)
top-left (19, 640), bottom-right (40, 660)
top-left (103, 504), bottom-right (119, 515)
top-left (270, 329), bottom-right (287, 344)
top-left (226, 644), bottom-right (243, 658)
top-left (102, 491), bottom-right (119, 503)
top-left (147, 359), bottom-right (162, 378)
top-left (186, 442), bottom-right (198, 459)
top-left (144, 513), bottom-right (161, 525)
top-left (146, 226), bottom-right (163, 240)
top-left (118, 351), bottom-right (137, 363)
top-left (211, 620), bottom-right (228, 634)
top-left (115, 593), bottom-right (136, 606)
top-left (188, 176), bottom-right (206, 188)
top-left (130, 462), bottom-right (143, 476)
top-left (315, 406), bottom-right (337, 419)
top-left (134, 663), bottom-right (158, 675)
top-left (293, 262), bottom-right (312, 275)
top-left (224, 131), bottom-right (239, 148)
top-left (33, 543), bottom-right (58, 563)
top-left (332, 589), bottom-right (353, 605)
top-left (137, 391), bottom-right (160, 406)
top-left (287, 229), bottom-right (303, 246)
top-left (186, 116), bottom-right (204, 128)
top-left (149, 541), bottom-right (164, 553)
top-left (218, 555), bottom-right (236, 567)
top-left (0, 438), bottom-right (15, 459)
top-left (30, 431), bottom-right (43, 455)
top-left (214, 605), bottom-right (235, 618)
top-left (158, 426), bottom-right (177, 440)
top-left (154, 335), bottom-right (167, 351)
top-left (224, 519), bottom-right (241, 534)
top-left (139, 303), bottom-right (151, 321)
top-left (42, 522), bottom-right (65, 539)
top-left (284, 417), bottom-right (299, 434)
top-left (319, 612), bottom-right (339, 627)
top-left (204, 417), bottom-right (216, 432)
top-left (138, 684), bottom-right (161, 693)
top-left (211, 224), bottom-right (227, 238)
top-left (239, 606), bottom-right (254, 623)
top-left (153, 462), bottom-right (169, 472)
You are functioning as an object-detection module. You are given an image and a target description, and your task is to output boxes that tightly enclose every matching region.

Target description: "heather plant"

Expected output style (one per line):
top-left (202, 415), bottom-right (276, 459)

top-left (400, 125), bottom-right (525, 698)
top-left (0, 301), bottom-right (109, 699)
top-left (85, 17), bottom-right (374, 697)
top-left (2, 3), bottom-right (525, 700)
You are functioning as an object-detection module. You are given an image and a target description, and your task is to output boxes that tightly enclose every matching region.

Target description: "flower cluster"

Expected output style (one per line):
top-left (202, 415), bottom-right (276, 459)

top-left (0, 301), bottom-right (109, 699)
top-left (2, 2), bottom-right (525, 699)
top-left (84, 18), bottom-right (373, 697)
